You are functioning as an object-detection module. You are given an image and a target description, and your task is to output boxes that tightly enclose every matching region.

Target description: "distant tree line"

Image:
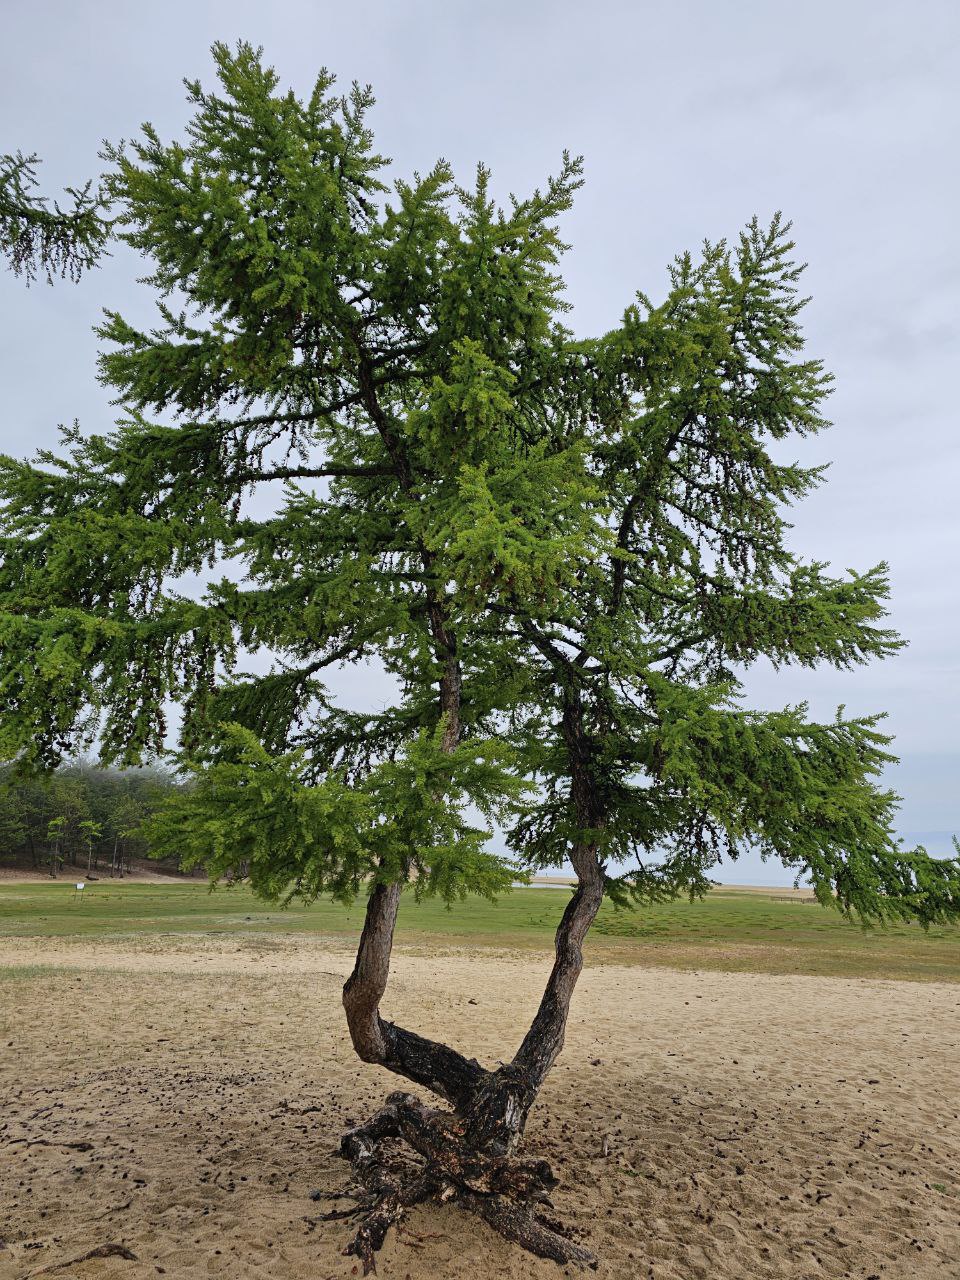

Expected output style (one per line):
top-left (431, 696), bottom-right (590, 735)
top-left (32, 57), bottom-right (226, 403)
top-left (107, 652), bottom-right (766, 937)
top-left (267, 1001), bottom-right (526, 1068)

top-left (0, 763), bottom-right (190, 878)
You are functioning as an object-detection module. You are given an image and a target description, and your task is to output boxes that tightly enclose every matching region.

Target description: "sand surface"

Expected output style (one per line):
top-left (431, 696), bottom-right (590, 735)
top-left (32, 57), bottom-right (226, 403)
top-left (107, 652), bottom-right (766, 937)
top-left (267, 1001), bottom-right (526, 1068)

top-left (0, 870), bottom-right (195, 885)
top-left (1, 933), bottom-right (958, 1280)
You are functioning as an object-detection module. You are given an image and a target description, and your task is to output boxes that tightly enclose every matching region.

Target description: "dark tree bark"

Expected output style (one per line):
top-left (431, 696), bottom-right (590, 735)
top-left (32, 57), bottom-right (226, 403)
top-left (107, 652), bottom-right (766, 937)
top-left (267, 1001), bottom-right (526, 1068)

top-left (335, 674), bottom-right (604, 1271)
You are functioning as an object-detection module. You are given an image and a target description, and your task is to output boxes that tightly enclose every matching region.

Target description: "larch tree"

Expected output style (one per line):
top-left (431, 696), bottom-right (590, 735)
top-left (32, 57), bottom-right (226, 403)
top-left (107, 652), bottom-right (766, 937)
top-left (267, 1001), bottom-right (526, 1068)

top-left (1, 44), bottom-right (958, 1271)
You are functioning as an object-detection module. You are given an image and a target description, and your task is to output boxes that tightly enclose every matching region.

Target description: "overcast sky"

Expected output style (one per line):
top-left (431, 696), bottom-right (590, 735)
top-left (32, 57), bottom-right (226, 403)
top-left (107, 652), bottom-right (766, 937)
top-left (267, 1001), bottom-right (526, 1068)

top-left (2, 1), bottom-right (958, 883)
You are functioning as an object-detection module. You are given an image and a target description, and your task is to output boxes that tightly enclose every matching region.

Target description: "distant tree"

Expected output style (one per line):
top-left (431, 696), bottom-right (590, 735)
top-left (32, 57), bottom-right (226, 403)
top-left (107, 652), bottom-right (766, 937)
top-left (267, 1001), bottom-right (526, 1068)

top-left (0, 762), bottom-right (178, 873)
top-left (0, 778), bottom-right (27, 854)
top-left (46, 815), bottom-right (65, 878)
top-left (1, 44), bottom-right (958, 1269)
top-left (0, 150), bottom-right (108, 282)
top-left (78, 817), bottom-right (102, 877)
top-left (0, 769), bottom-right (51, 867)
top-left (47, 777), bottom-right (89, 869)
top-left (106, 793), bottom-right (144, 877)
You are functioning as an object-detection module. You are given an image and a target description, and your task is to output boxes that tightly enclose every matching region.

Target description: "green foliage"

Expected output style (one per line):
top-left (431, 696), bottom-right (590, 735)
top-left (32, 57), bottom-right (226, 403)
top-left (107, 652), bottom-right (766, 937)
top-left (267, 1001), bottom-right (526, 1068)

top-left (0, 761), bottom-right (176, 870)
top-left (145, 723), bottom-right (520, 904)
top-left (0, 151), bottom-right (108, 282)
top-left (0, 43), bottom-right (956, 928)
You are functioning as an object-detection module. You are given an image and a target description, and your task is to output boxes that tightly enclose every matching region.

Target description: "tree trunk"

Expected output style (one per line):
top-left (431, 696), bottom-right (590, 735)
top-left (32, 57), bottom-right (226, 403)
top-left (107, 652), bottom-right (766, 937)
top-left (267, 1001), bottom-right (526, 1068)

top-left (336, 862), bottom-right (603, 1272)
top-left (318, 367), bottom-right (606, 1261)
top-left (334, 682), bottom-right (604, 1271)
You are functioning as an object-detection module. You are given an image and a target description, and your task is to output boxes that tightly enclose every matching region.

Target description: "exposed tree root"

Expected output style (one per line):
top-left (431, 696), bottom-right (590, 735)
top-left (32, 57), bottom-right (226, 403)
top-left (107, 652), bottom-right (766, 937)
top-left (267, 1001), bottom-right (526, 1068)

top-left (333, 1092), bottom-right (596, 1274)
top-left (29, 1243), bottom-right (138, 1276)
top-left (333, 757), bottom-right (608, 1273)
top-left (343, 1171), bottom-right (438, 1273)
top-left (460, 1191), bottom-right (598, 1268)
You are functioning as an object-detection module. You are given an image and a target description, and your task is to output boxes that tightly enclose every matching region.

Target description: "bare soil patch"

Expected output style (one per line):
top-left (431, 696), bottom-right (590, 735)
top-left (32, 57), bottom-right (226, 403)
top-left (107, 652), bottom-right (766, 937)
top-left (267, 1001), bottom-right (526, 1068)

top-left (0, 869), bottom-right (191, 886)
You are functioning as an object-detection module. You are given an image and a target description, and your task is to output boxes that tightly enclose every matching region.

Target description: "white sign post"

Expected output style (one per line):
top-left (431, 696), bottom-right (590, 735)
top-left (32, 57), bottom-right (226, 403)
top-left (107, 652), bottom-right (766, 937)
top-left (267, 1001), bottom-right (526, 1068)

top-left (74, 882), bottom-right (85, 902)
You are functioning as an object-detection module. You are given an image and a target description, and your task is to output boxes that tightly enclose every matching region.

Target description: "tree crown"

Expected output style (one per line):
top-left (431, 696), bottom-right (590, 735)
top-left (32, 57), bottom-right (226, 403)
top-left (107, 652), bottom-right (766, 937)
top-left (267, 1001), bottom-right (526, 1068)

top-left (2, 42), bottom-right (957, 926)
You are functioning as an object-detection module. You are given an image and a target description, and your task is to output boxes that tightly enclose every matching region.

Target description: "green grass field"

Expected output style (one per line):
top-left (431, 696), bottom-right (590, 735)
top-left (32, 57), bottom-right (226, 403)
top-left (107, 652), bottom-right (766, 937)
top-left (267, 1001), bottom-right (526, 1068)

top-left (1, 879), bottom-right (958, 981)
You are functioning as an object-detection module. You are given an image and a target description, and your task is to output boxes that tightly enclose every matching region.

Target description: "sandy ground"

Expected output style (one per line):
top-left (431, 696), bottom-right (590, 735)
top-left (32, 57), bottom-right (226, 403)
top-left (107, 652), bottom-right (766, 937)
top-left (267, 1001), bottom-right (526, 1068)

top-left (1, 934), bottom-right (958, 1280)
top-left (0, 870), bottom-right (192, 885)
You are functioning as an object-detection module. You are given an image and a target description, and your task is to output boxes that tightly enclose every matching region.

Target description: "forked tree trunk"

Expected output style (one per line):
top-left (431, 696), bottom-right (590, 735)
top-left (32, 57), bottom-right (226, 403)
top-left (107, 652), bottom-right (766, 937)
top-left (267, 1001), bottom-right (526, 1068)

top-left (334, 683), bottom-right (605, 1272)
top-left (319, 378), bottom-right (606, 1264)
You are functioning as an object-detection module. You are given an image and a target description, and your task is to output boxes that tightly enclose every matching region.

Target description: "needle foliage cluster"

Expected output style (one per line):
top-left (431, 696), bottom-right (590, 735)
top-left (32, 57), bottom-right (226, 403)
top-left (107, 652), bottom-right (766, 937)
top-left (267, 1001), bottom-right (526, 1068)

top-left (2, 43), bottom-right (957, 924)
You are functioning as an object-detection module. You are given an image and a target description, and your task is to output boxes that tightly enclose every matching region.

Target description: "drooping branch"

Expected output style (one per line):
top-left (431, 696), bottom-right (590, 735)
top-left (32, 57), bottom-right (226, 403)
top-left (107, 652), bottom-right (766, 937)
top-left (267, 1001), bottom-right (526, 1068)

top-left (1, 151), bottom-right (108, 283)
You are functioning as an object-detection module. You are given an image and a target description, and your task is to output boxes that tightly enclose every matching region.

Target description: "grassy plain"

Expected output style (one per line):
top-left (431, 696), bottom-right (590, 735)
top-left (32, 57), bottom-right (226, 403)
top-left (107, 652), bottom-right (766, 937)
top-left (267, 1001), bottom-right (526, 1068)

top-left (1, 879), bottom-right (958, 981)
